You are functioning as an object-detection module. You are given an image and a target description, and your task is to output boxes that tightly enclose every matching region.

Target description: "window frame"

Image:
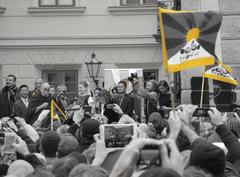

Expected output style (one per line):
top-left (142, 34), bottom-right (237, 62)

top-left (120, 0), bottom-right (157, 6)
top-left (42, 70), bottom-right (78, 100)
top-left (38, 0), bottom-right (76, 7)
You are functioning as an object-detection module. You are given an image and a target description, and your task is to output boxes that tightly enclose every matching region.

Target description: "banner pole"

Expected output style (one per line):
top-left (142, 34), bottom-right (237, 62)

top-left (166, 72), bottom-right (175, 109)
top-left (200, 67), bottom-right (206, 108)
top-left (50, 100), bottom-right (53, 131)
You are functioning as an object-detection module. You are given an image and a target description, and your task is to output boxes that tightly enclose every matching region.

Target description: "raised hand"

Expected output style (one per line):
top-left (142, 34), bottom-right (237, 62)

top-left (168, 110), bottom-right (182, 140)
top-left (11, 136), bottom-right (29, 157)
top-left (113, 103), bottom-right (124, 115)
top-left (177, 104), bottom-right (198, 125)
top-left (208, 108), bottom-right (224, 126)
top-left (161, 139), bottom-right (184, 176)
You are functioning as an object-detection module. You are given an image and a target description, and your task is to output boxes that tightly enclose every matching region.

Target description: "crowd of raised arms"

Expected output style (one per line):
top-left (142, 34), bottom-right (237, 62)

top-left (0, 74), bottom-right (239, 177)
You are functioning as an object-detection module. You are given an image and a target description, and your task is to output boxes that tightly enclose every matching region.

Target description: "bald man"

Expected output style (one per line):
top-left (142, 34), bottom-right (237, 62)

top-left (25, 83), bottom-right (52, 125)
top-left (30, 78), bottom-right (44, 98)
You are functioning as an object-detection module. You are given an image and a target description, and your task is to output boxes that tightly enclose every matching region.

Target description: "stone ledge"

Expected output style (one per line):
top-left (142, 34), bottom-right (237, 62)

top-left (0, 7), bottom-right (6, 15)
top-left (223, 11), bottom-right (240, 16)
top-left (108, 5), bottom-right (157, 15)
top-left (28, 6), bottom-right (86, 16)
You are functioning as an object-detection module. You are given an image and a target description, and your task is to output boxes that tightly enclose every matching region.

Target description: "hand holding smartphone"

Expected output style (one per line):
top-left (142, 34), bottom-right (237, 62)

top-left (100, 124), bottom-right (137, 149)
top-left (4, 133), bottom-right (16, 153)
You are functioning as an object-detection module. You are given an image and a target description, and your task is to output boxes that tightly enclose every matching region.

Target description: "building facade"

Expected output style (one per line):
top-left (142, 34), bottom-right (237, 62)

top-left (0, 0), bottom-right (239, 102)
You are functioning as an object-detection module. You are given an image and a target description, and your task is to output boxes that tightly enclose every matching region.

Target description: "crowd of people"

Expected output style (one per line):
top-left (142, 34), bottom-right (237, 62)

top-left (0, 74), bottom-right (239, 177)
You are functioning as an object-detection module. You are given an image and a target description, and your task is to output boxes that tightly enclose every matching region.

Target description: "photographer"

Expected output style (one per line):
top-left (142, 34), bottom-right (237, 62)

top-left (131, 77), bottom-right (158, 122)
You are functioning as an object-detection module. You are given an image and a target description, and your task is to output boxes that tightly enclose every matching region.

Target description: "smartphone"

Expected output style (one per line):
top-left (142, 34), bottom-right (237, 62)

top-left (193, 108), bottom-right (210, 117)
top-left (137, 145), bottom-right (161, 170)
top-left (4, 133), bottom-right (16, 153)
top-left (100, 124), bottom-right (137, 149)
top-left (106, 104), bottom-right (114, 109)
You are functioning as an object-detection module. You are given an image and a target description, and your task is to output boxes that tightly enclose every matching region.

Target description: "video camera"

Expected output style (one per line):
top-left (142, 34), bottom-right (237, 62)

top-left (128, 73), bottom-right (138, 82)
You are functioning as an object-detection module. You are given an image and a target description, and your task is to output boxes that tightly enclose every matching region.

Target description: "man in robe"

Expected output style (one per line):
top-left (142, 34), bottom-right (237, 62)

top-left (25, 83), bottom-right (52, 125)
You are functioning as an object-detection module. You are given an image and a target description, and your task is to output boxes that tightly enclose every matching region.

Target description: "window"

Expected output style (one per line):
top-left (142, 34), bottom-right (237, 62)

top-left (42, 70), bottom-right (78, 100)
top-left (39, 0), bottom-right (75, 7)
top-left (120, 0), bottom-right (157, 5)
top-left (143, 69), bottom-right (159, 86)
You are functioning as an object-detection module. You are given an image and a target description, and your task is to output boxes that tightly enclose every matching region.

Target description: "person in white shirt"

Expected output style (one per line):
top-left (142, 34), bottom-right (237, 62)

top-left (14, 84), bottom-right (29, 118)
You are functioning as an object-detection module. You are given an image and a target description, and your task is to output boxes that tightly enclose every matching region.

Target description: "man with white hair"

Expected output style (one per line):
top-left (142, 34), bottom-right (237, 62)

top-left (30, 78), bottom-right (44, 97)
top-left (25, 82), bottom-right (52, 125)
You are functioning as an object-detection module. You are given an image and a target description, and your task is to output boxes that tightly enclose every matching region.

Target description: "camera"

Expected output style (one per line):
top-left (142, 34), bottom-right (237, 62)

top-left (105, 104), bottom-right (114, 109)
top-left (100, 124), bottom-right (137, 149)
top-left (193, 107), bottom-right (210, 117)
top-left (128, 73), bottom-right (138, 82)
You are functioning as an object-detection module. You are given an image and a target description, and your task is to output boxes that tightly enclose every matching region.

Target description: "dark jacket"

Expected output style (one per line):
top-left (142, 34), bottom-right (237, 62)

top-left (25, 92), bottom-right (52, 125)
top-left (14, 98), bottom-right (28, 118)
top-left (216, 124), bottom-right (240, 172)
top-left (112, 94), bottom-right (134, 117)
top-left (0, 86), bottom-right (19, 118)
top-left (132, 81), bottom-right (158, 121)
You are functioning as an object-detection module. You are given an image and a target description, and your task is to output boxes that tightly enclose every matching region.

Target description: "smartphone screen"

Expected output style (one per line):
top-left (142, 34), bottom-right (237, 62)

top-left (137, 145), bottom-right (161, 170)
top-left (4, 133), bottom-right (16, 153)
top-left (102, 124), bottom-right (136, 149)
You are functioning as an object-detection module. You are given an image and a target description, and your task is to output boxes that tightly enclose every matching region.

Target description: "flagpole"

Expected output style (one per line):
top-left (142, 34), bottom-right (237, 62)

top-left (166, 72), bottom-right (175, 109)
top-left (50, 100), bottom-right (53, 131)
top-left (200, 67), bottom-right (206, 108)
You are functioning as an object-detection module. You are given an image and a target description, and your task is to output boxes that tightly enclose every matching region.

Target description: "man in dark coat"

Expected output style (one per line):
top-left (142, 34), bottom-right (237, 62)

top-left (0, 75), bottom-right (19, 118)
top-left (29, 78), bottom-right (44, 98)
top-left (14, 84), bottom-right (30, 118)
top-left (25, 82), bottom-right (52, 125)
top-left (112, 81), bottom-right (134, 117)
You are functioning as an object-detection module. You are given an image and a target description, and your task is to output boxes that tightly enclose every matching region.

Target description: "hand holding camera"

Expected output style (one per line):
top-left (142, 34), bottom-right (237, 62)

top-left (112, 103), bottom-right (123, 115)
top-left (177, 104), bottom-right (198, 125)
top-left (128, 73), bottom-right (138, 83)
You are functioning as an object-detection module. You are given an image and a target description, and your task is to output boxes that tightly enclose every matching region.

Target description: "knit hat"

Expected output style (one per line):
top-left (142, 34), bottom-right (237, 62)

top-left (139, 167), bottom-right (181, 177)
top-left (190, 138), bottom-right (225, 177)
top-left (81, 119), bottom-right (100, 139)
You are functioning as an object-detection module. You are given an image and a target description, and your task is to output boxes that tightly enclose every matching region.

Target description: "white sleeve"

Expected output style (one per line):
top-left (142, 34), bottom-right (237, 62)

top-left (88, 96), bottom-right (94, 105)
top-left (24, 124), bottom-right (40, 142)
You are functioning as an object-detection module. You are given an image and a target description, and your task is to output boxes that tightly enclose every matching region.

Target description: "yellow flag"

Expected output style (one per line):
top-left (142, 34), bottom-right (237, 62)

top-left (50, 100), bottom-right (66, 122)
top-left (159, 8), bottom-right (222, 72)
